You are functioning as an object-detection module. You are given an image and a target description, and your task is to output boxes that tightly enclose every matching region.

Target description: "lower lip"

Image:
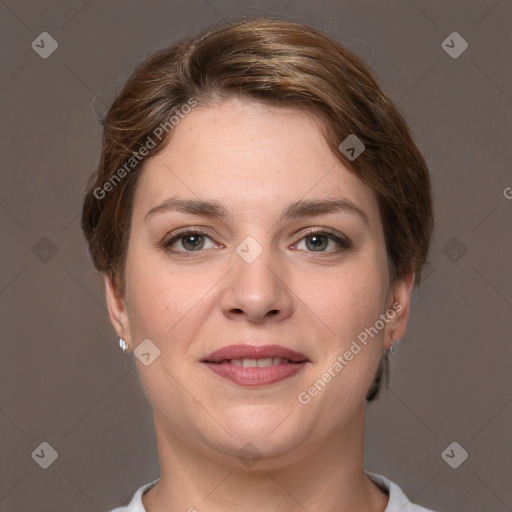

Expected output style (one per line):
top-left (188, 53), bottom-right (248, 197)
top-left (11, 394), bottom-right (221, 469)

top-left (202, 361), bottom-right (308, 387)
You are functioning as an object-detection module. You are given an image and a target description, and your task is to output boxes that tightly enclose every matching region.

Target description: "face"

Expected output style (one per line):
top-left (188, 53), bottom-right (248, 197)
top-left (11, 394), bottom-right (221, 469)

top-left (105, 97), bottom-right (413, 468)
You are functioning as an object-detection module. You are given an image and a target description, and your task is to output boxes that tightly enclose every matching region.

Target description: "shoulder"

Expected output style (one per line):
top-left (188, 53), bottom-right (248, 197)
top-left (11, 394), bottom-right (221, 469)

top-left (365, 471), bottom-right (437, 512)
top-left (108, 478), bottom-right (160, 512)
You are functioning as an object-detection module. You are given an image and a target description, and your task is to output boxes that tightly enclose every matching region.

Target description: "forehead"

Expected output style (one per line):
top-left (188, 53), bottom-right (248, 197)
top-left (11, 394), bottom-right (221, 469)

top-left (133, 97), bottom-right (380, 224)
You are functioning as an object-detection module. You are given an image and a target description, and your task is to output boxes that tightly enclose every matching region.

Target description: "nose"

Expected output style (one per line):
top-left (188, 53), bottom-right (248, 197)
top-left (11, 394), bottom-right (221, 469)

top-left (220, 238), bottom-right (293, 324)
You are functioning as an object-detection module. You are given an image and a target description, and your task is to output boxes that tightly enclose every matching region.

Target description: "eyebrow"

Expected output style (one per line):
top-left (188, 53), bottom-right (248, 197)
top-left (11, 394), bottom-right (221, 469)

top-left (144, 196), bottom-right (369, 226)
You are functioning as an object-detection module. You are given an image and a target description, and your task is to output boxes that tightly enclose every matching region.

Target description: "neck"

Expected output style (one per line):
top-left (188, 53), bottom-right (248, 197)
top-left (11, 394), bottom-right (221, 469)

top-left (142, 405), bottom-right (388, 512)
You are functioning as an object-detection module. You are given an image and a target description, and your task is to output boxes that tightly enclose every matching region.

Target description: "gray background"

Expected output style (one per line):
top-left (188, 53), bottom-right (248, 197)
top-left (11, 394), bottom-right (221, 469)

top-left (1, 1), bottom-right (511, 511)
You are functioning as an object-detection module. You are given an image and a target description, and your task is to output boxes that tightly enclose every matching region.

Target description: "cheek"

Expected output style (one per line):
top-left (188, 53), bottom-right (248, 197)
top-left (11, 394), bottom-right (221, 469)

top-left (306, 260), bottom-right (388, 340)
top-left (123, 251), bottom-right (207, 424)
top-left (124, 248), bottom-right (178, 340)
top-left (124, 248), bottom-right (215, 346)
top-left (307, 258), bottom-right (388, 391)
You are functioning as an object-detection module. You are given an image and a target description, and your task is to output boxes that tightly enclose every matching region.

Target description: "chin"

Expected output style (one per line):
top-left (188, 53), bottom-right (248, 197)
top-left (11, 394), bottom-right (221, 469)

top-left (209, 435), bottom-right (305, 471)
top-left (223, 403), bottom-right (293, 434)
top-left (202, 407), bottom-right (308, 464)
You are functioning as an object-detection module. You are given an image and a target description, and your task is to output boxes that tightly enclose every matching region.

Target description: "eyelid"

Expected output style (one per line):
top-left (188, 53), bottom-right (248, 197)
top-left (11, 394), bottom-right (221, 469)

top-left (295, 227), bottom-right (350, 244)
top-left (162, 226), bottom-right (221, 252)
top-left (292, 227), bottom-right (352, 251)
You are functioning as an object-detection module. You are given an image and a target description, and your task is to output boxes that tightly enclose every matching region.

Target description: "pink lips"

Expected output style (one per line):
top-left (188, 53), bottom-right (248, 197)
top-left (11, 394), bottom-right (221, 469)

top-left (201, 344), bottom-right (310, 387)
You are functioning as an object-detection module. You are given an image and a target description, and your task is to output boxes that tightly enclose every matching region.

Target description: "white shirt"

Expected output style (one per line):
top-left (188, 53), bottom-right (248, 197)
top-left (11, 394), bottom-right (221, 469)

top-left (109, 472), bottom-right (436, 511)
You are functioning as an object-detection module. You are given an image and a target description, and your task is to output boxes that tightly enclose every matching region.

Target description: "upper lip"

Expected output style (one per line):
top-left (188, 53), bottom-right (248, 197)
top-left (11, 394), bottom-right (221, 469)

top-left (202, 344), bottom-right (310, 363)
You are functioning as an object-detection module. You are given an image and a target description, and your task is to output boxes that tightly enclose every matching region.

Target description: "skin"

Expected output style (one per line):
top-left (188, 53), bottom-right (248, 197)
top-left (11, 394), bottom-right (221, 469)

top-left (105, 96), bottom-right (415, 512)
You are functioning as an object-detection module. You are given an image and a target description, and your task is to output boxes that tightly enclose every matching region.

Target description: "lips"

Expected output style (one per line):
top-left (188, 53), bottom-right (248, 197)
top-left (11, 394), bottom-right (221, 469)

top-left (202, 344), bottom-right (309, 364)
top-left (201, 344), bottom-right (310, 387)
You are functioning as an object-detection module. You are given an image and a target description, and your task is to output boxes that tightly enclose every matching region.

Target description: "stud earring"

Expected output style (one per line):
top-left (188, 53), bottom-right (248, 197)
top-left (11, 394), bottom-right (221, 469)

top-left (389, 338), bottom-right (400, 353)
top-left (119, 337), bottom-right (128, 352)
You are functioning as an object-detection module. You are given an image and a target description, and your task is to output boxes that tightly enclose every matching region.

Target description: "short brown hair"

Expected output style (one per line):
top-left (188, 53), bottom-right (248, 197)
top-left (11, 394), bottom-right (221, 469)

top-left (81, 16), bottom-right (433, 402)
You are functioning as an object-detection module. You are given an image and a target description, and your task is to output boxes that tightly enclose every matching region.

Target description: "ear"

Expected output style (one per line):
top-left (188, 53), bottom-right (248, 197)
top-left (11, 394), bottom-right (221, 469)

top-left (383, 270), bottom-right (415, 350)
top-left (104, 273), bottom-right (132, 350)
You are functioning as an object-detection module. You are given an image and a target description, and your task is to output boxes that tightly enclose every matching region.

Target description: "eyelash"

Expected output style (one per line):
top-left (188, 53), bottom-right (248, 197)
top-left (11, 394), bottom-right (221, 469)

top-left (161, 227), bottom-right (351, 258)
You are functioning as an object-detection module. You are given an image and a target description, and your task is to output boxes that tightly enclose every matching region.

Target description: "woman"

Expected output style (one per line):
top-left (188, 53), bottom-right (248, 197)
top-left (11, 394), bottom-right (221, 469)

top-left (82, 16), bottom-right (435, 512)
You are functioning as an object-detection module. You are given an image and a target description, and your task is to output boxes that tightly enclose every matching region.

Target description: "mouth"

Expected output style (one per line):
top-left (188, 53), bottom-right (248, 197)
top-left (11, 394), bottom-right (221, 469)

top-left (201, 344), bottom-right (310, 387)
